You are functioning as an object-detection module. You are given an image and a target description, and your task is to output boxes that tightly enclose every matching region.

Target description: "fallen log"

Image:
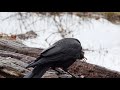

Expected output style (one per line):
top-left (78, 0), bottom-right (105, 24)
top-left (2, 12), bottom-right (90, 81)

top-left (0, 56), bottom-right (30, 77)
top-left (0, 39), bottom-right (120, 78)
top-left (0, 39), bottom-right (43, 57)
top-left (69, 60), bottom-right (120, 78)
top-left (0, 50), bottom-right (36, 63)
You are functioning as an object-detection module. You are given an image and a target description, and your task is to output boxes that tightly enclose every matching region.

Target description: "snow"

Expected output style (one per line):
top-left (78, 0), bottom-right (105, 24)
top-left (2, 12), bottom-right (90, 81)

top-left (0, 12), bottom-right (120, 72)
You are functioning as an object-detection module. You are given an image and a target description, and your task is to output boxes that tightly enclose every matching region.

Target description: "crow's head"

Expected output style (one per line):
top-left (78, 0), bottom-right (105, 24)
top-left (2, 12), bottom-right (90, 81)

top-left (78, 48), bottom-right (87, 61)
top-left (80, 50), bottom-right (84, 59)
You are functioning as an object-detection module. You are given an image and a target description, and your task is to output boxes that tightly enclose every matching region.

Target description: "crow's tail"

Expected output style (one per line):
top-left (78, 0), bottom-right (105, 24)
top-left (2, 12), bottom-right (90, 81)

top-left (23, 65), bottom-right (49, 78)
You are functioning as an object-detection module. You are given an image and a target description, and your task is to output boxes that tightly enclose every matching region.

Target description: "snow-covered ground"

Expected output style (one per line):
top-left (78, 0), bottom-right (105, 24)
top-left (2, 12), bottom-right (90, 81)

top-left (0, 12), bottom-right (120, 72)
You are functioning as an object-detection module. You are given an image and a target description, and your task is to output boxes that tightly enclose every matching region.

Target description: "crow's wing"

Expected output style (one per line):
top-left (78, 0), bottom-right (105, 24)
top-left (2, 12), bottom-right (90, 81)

top-left (28, 48), bottom-right (78, 67)
top-left (41, 44), bottom-right (62, 57)
top-left (26, 44), bottom-right (62, 68)
top-left (26, 41), bottom-right (81, 68)
top-left (26, 48), bottom-right (79, 68)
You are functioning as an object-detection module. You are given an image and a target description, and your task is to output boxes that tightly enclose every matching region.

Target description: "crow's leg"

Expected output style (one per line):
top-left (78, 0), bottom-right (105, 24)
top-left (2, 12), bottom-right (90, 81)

top-left (54, 68), bottom-right (67, 74)
top-left (63, 68), bottom-right (80, 78)
top-left (54, 68), bottom-right (79, 78)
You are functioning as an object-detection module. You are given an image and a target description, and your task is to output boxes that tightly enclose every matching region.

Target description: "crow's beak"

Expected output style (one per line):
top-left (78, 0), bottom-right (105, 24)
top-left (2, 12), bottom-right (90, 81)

top-left (81, 57), bottom-right (87, 62)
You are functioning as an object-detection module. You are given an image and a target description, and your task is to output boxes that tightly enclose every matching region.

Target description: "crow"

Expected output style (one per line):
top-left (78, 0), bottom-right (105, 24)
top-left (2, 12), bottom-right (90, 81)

top-left (24, 38), bottom-right (85, 78)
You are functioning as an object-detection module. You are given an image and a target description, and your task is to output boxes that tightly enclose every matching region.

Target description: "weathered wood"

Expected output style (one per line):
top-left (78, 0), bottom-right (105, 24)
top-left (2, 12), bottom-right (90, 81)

top-left (0, 50), bottom-right (36, 63)
top-left (0, 39), bottom-right (43, 57)
top-left (0, 56), bottom-right (30, 77)
top-left (69, 60), bottom-right (120, 78)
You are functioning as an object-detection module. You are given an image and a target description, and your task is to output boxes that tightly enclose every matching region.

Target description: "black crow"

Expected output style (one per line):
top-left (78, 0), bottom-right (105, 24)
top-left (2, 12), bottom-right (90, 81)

top-left (24, 38), bottom-right (85, 78)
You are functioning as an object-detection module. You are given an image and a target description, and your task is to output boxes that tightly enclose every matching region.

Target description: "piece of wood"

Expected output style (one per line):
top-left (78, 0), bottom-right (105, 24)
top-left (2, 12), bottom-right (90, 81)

top-left (69, 60), bottom-right (120, 78)
top-left (0, 50), bottom-right (36, 63)
top-left (0, 56), bottom-right (30, 77)
top-left (0, 39), bottom-right (43, 57)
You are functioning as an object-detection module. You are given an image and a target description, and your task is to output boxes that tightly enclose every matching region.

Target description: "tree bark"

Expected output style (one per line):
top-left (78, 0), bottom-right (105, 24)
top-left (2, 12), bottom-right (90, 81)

top-left (69, 60), bottom-right (120, 78)
top-left (0, 39), bottom-right (43, 57)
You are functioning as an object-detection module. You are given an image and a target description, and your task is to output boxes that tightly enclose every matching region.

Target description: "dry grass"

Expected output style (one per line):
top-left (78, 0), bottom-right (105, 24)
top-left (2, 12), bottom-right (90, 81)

top-left (98, 12), bottom-right (120, 24)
